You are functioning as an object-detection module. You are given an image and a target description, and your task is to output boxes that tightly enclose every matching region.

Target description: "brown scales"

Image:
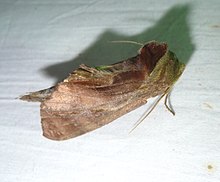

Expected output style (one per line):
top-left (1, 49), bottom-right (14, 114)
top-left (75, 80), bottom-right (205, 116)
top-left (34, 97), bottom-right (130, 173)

top-left (20, 41), bottom-right (185, 140)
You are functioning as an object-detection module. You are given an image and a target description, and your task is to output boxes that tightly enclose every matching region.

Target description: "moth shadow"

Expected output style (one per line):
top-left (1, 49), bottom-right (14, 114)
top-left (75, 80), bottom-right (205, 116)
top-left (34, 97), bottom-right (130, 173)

top-left (43, 4), bottom-right (195, 83)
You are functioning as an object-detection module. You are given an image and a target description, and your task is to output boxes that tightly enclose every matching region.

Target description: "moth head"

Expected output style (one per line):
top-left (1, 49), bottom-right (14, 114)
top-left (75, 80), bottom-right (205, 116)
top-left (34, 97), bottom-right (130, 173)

top-left (139, 41), bottom-right (167, 74)
top-left (140, 41), bottom-right (185, 84)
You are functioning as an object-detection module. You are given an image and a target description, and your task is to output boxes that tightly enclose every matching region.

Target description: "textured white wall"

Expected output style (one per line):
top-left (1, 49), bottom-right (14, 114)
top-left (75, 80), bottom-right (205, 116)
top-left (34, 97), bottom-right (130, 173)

top-left (0, 0), bottom-right (219, 182)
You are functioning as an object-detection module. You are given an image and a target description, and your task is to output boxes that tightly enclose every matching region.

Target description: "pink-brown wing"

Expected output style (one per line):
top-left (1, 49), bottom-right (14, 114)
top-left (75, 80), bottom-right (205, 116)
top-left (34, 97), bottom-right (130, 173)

top-left (40, 41), bottom-right (169, 140)
top-left (41, 82), bottom-right (149, 140)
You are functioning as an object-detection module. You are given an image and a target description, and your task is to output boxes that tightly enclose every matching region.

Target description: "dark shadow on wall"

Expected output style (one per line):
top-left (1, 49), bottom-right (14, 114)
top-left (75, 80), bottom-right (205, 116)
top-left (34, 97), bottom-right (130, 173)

top-left (43, 4), bottom-right (195, 83)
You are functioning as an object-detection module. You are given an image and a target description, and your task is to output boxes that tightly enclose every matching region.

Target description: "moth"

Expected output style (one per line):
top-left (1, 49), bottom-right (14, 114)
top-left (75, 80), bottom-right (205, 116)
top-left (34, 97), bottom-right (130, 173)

top-left (20, 41), bottom-right (185, 140)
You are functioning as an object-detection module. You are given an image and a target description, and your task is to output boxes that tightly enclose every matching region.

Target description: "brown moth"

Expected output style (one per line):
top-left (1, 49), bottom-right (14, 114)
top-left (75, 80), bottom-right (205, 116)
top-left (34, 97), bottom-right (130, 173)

top-left (20, 41), bottom-right (185, 140)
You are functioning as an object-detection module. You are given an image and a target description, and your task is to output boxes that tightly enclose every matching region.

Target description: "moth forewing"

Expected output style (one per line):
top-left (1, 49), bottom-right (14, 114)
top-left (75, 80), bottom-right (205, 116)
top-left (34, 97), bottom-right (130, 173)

top-left (20, 41), bottom-right (185, 140)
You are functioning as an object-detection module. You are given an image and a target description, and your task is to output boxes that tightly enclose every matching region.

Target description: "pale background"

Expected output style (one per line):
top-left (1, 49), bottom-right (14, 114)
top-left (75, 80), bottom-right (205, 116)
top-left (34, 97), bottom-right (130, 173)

top-left (0, 0), bottom-right (220, 182)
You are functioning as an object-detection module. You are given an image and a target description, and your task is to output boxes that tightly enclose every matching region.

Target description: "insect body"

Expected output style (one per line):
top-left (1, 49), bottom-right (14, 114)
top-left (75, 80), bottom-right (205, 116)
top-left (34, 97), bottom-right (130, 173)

top-left (20, 41), bottom-right (185, 140)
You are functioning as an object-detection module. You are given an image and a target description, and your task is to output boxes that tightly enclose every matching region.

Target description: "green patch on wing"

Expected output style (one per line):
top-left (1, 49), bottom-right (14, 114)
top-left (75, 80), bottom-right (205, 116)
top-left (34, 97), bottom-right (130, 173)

top-left (95, 65), bottom-right (110, 70)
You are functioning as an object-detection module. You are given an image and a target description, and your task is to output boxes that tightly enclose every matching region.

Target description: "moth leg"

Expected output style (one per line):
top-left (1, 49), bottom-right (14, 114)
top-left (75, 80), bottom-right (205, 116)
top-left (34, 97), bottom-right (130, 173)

top-left (164, 89), bottom-right (175, 116)
top-left (129, 92), bottom-right (166, 133)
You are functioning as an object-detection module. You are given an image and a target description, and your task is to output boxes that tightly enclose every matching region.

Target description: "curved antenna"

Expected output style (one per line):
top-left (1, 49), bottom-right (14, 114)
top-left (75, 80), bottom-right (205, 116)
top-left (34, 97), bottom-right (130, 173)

top-left (129, 93), bottom-right (166, 134)
top-left (129, 88), bottom-right (175, 133)
top-left (109, 40), bottom-right (144, 46)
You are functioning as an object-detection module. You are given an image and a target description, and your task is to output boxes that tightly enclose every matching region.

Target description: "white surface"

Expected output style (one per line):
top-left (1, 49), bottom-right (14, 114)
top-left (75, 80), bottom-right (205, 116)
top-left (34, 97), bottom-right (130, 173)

top-left (0, 0), bottom-right (220, 182)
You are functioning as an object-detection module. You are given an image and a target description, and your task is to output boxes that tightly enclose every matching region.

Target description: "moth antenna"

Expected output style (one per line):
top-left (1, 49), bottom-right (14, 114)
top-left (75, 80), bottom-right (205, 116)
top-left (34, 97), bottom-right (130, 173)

top-left (129, 88), bottom-right (176, 133)
top-left (109, 40), bottom-right (144, 46)
top-left (129, 92), bottom-right (166, 134)
top-left (164, 90), bottom-right (175, 115)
